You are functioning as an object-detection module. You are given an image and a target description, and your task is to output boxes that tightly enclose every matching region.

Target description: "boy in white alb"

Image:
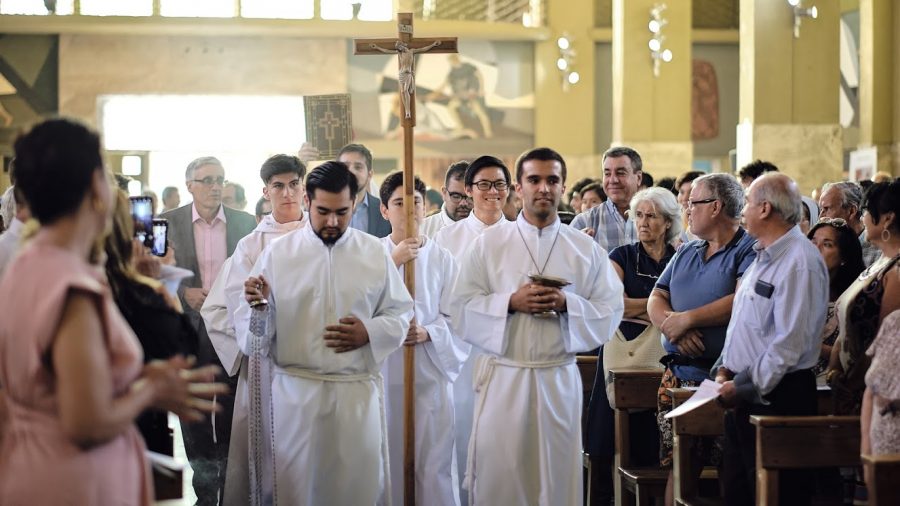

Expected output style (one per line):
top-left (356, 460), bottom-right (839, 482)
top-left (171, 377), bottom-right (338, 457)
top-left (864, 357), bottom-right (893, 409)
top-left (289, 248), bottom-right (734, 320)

top-left (379, 171), bottom-right (468, 506)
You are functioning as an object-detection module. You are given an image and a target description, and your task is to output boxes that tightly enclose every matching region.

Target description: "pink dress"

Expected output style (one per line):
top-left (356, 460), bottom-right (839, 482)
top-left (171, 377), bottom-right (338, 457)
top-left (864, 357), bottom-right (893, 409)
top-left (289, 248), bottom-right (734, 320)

top-left (0, 239), bottom-right (152, 505)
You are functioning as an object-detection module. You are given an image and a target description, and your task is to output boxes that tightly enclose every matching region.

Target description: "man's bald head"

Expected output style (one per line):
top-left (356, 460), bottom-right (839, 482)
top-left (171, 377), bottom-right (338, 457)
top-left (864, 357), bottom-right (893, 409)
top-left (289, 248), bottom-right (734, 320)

top-left (748, 172), bottom-right (802, 226)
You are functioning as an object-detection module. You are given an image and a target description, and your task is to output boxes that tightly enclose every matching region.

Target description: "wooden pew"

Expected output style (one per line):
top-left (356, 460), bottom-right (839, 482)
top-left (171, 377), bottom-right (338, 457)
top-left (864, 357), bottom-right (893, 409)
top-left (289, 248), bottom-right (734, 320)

top-left (609, 368), bottom-right (665, 506)
top-left (861, 453), bottom-right (900, 506)
top-left (668, 385), bottom-right (835, 506)
top-left (751, 415), bottom-right (860, 506)
top-left (668, 388), bottom-right (725, 506)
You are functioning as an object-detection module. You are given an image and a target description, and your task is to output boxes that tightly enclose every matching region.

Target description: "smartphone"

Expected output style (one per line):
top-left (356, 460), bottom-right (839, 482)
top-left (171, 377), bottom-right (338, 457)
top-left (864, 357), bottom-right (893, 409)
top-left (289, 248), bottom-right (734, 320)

top-left (129, 196), bottom-right (155, 249)
top-left (151, 219), bottom-right (168, 257)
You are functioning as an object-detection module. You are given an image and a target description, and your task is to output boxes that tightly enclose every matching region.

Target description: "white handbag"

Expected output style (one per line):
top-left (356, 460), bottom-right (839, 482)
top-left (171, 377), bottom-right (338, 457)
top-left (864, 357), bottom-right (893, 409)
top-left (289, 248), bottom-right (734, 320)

top-left (602, 321), bottom-right (666, 408)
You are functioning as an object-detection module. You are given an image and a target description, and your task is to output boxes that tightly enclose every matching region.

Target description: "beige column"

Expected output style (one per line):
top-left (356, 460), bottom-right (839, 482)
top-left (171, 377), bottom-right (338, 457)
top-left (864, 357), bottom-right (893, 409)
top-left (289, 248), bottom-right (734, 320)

top-left (533, 0), bottom-right (595, 156)
top-left (736, 0), bottom-right (842, 195)
top-left (859, 0), bottom-right (898, 176)
top-left (610, 0), bottom-right (692, 179)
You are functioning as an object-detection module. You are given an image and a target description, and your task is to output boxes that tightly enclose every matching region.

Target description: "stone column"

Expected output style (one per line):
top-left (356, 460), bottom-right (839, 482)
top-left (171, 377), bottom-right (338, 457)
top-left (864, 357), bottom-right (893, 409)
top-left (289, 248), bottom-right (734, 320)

top-left (736, 0), bottom-right (842, 194)
top-left (533, 0), bottom-right (595, 156)
top-left (610, 0), bottom-right (692, 178)
top-left (859, 0), bottom-right (898, 176)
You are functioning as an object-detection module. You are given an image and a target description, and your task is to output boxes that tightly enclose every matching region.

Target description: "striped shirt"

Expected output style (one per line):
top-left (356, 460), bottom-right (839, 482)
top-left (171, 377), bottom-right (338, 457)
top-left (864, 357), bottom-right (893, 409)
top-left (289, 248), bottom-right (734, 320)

top-left (721, 226), bottom-right (829, 403)
top-left (569, 199), bottom-right (636, 253)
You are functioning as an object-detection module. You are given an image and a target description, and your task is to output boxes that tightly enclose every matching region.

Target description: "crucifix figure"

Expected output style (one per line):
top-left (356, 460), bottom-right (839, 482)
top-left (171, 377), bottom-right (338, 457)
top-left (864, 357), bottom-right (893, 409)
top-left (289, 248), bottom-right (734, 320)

top-left (355, 12), bottom-right (457, 506)
top-left (369, 39), bottom-right (442, 119)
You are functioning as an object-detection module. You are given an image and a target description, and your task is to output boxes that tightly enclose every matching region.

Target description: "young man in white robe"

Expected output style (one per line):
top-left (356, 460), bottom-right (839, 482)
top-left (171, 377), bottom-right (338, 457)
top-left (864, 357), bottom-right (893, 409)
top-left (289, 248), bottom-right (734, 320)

top-left (200, 154), bottom-right (308, 506)
top-left (378, 172), bottom-right (468, 506)
top-left (433, 155), bottom-right (511, 505)
top-left (237, 161), bottom-right (414, 505)
top-left (420, 161), bottom-right (472, 239)
top-left (454, 147), bottom-right (624, 505)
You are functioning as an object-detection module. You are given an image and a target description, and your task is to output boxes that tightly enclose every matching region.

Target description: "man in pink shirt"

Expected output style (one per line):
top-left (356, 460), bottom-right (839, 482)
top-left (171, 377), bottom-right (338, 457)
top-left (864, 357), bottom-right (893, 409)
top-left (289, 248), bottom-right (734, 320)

top-left (161, 155), bottom-right (256, 506)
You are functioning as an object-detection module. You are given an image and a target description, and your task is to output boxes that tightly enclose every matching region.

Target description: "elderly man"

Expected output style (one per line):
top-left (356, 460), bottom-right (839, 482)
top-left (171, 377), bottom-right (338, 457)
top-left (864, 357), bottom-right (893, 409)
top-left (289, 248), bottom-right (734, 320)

top-left (421, 160), bottom-right (473, 238)
top-left (454, 147), bottom-right (623, 505)
top-left (819, 181), bottom-right (880, 266)
top-left (161, 185), bottom-right (180, 214)
top-left (161, 156), bottom-right (256, 505)
top-left (647, 173), bottom-right (757, 502)
top-left (222, 181), bottom-right (248, 211)
top-left (570, 146), bottom-right (641, 251)
top-left (717, 173), bottom-right (828, 505)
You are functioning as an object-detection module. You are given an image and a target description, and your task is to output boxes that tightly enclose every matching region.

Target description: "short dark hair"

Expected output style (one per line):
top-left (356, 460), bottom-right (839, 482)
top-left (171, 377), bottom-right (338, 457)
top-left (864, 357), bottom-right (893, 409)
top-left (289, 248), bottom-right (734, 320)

top-left (862, 180), bottom-right (900, 233)
top-left (568, 177), bottom-right (595, 200)
top-left (675, 170), bottom-right (705, 189)
top-left (445, 160), bottom-right (469, 186)
top-left (602, 146), bottom-right (643, 173)
top-left (655, 176), bottom-right (677, 195)
top-left (464, 155), bottom-right (511, 187)
top-left (338, 143), bottom-right (373, 173)
top-left (13, 118), bottom-right (103, 225)
top-left (305, 161), bottom-right (359, 201)
top-left (641, 172), bottom-right (654, 187)
top-left (254, 195), bottom-right (270, 219)
top-left (260, 154), bottom-right (306, 184)
top-left (807, 221), bottom-right (865, 298)
top-left (580, 182), bottom-right (606, 202)
top-left (515, 147), bottom-right (567, 183)
top-left (379, 171), bottom-right (427, 205)
top-left (738, 160), bottom-right (778, 181)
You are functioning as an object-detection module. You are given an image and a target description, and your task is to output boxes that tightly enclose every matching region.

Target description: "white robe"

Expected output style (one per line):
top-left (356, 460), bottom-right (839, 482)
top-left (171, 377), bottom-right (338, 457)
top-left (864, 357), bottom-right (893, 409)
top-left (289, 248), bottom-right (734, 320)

top-left (453, 214), bottom-right (624, 506)
top-left (420, 204), bottom-right (456, 239)
top-left (200, 213), bottom-right (307, 506)
top-left (380, 236), bottom-right (468, 506)
top-left (234, 226), bottom-right (414, 506)
top-left (433, 212), bottom-right (507, 506)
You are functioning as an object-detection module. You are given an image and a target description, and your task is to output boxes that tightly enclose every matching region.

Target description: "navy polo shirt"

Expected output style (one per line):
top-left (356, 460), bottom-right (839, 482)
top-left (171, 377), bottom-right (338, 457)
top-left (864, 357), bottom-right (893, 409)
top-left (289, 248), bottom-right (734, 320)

top-left (654, 227), bottom-right (757, 381)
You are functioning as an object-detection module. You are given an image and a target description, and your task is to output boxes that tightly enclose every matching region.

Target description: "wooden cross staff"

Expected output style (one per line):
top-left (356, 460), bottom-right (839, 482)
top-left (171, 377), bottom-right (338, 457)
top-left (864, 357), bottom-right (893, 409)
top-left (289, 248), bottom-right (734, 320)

top-left (354, 12), bottom-right (457, 506)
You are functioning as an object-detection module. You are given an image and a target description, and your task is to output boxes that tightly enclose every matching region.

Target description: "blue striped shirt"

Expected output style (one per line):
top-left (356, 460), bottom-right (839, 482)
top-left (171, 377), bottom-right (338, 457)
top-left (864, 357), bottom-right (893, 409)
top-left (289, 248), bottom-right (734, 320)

top-left (721, 226), bottom-right (829, 403)
top-left (569, 199), bottom-right (636, 253)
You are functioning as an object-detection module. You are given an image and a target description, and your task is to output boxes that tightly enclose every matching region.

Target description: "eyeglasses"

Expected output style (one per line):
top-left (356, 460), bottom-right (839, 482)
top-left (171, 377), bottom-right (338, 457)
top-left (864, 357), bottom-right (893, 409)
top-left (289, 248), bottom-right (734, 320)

top-left (819, 217), bottom-right (848, 227)
top-left (635, 251), bottom-right (661, 280)
top-left (688, 198), bottom-right (717, 209)
top-left (472, 180), bottom-right (509, 192)
top-left (448, 191), bottom-right (474, 203)
top-left (191, 176), bottom-right (226, 187)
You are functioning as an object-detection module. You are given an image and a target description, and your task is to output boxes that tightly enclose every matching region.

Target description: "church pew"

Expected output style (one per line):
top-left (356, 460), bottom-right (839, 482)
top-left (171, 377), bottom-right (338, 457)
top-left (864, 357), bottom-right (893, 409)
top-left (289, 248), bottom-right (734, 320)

top-left (861, 453), bottom-right (900, 506)
top-left (751, 415), bottom-right (860, 506)
top-left (668, 388), bottom-right (725, 506)
top-left (609, 368), bottom-right (665, 506)
top-left (577, 355), bottom-right (600, 505)
top-left (668, 385), bottom-right (835, 506)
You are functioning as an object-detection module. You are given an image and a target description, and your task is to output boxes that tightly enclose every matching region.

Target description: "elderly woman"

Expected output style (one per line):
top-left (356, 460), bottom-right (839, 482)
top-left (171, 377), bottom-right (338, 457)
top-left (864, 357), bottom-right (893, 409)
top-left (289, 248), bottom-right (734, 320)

top-left (807, 219), bottom-right (865, 385)
top-left (0, 118), bottom-right (226, 504)
top-left (828, 180), bottom-right (900, 416)
top-left (584, 187), bottom-right (681, 504)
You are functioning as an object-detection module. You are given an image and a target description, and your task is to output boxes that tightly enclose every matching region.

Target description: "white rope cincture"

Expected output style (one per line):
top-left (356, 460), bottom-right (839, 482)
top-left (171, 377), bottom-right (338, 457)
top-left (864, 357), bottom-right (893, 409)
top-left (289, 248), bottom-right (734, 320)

top-left (463, 355), bottom-right (576, 496)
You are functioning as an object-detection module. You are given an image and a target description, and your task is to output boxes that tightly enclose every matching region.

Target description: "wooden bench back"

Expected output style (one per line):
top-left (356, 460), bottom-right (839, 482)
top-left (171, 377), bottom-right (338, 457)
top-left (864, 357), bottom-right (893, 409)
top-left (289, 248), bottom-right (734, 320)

top-left (861, 453), bottom-right (900, 506)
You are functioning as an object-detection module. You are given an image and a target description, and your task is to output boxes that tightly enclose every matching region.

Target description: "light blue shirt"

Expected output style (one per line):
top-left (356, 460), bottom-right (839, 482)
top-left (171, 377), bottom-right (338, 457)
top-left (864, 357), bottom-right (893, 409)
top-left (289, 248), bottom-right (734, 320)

top-left (350, 193), bottom-right (370, 233)
top-left (721, 226), bottom-right (829, 404)
top-left (569, 199), bottom-right (635, 253)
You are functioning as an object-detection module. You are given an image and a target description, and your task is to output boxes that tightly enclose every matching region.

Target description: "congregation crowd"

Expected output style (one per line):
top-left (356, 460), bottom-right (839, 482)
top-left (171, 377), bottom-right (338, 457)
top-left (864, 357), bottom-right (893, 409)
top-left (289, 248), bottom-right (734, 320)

top-left (0, 117), bottom-right (898, 506)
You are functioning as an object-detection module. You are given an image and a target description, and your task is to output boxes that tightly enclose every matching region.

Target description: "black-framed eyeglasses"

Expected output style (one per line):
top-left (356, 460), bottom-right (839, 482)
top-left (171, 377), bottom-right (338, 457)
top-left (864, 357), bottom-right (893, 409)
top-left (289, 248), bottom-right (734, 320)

top-left (688, 198), bottom-right (717, 209)
top-left (192, 176), bottom-right (225, 187)
top-left (448, 191), bottom-right (474, 203)
top-left (472, 180), bottom-right (509, 192)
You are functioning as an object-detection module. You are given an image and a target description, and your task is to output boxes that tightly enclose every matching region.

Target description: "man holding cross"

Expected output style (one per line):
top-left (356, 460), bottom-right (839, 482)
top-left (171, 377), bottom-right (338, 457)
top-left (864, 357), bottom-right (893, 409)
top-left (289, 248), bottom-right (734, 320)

top-left (237, 161), bottom-right (414, 505)
top-left (453, 148), bottom-right (624, 504)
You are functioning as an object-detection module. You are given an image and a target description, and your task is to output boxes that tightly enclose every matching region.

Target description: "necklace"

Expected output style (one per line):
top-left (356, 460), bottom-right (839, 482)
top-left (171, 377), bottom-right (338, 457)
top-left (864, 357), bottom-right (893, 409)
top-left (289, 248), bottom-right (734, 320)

top-left (516, 219), bottom-right (561, 275)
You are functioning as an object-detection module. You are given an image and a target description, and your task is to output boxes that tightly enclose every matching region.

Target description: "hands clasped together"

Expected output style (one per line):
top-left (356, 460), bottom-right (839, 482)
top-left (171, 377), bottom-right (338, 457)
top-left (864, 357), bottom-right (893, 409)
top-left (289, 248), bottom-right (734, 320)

top-left (509, 282), bottom-right (567, 314)
top-left (660, 310), bottom-right (706, 358)
top-left (243, 274), bottom-right (371, 354)
top-left (138, 355), bottom-right (228, 422)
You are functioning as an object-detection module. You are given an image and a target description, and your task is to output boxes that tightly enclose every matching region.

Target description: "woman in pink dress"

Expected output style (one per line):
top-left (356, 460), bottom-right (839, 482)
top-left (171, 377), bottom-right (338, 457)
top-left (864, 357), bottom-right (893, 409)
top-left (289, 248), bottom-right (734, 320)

top-left (0, 118), bottom-right (227, 505)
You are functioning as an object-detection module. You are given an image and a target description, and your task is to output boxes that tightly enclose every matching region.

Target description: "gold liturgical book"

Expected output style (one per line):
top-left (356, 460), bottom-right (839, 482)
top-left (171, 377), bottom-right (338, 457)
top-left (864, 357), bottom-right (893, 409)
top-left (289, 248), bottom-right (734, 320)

top-left (303, 94), bottom-right (353, 159)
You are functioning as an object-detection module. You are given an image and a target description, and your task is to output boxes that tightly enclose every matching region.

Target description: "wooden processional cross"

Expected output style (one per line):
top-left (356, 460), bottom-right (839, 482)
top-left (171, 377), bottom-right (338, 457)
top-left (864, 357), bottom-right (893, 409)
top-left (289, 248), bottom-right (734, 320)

top-left (354, 13), bottom-right (457, 506)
